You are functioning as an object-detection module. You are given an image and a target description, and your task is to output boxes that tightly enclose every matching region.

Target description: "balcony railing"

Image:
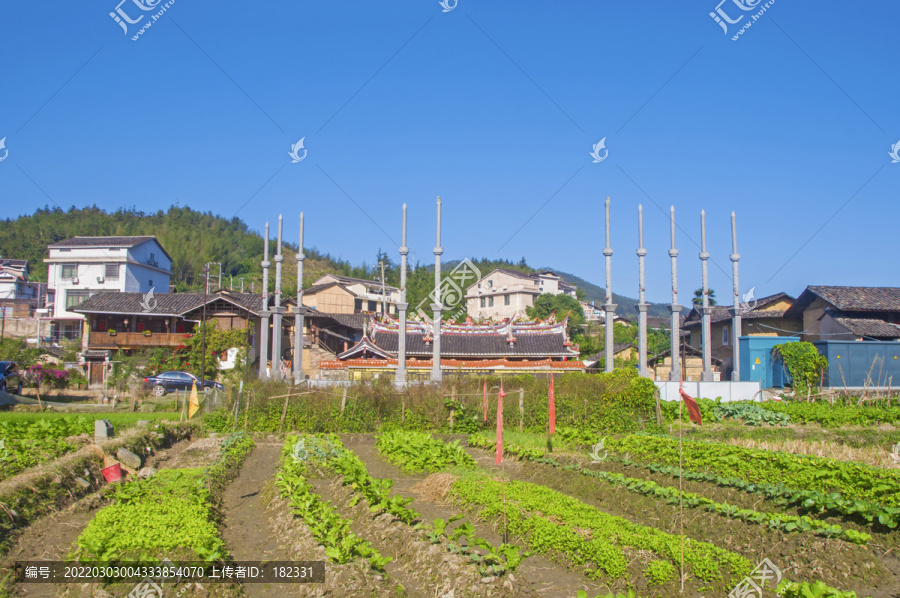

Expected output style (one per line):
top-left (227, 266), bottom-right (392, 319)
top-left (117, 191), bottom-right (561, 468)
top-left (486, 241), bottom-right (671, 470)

top-left (88, 331), bottom-right (189, 349)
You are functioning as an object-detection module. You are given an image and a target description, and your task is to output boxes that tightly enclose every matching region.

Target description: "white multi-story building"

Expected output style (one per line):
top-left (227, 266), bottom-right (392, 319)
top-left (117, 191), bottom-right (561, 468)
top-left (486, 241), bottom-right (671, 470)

top-left (0, 259), bottom-right (37, 300)
top-left (44, 236), bottom-right (172, 341)
top-left (465, 269), bottom-right (577, 321)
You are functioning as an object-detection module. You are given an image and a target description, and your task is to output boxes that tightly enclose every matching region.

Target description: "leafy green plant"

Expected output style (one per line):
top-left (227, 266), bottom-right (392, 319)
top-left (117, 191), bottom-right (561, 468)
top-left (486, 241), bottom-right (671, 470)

top-left (714, 402), bottom-right (791, 426)
top-left (377, 429), bottom-right (476, 473)
top-left (776, 580), bottom-right (871, 598)
top-left (774, 342), bottom-right (828, 395)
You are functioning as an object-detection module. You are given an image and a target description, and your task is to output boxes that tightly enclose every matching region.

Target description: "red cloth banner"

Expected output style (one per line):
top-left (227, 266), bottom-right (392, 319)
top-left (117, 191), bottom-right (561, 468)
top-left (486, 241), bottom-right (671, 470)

top-left (679, 383), bottom-right (703, 425)
top-left (496, 387), bottom-right (506, 464)
top-left (548, 374), bottom-right (556, 434)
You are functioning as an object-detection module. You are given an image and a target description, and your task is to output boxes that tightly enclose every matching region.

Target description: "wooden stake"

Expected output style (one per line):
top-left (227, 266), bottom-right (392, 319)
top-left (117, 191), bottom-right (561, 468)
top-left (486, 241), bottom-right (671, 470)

top-left (341, 387), bottom-right (347, 413)
top-left (679, 398), bottom-right (684, 593)
top-left (130, 387), bottom-right (136, 413)
top-left (243, 390), bottom-right (251, 431)
top-left (518, 388), bottom-right (524, 432)
top-left (401, 395), bottom-right (405, 425)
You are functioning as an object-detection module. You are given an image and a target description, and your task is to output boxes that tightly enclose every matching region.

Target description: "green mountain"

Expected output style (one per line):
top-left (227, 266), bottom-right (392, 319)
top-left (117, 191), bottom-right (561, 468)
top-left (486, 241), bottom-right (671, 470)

top-left (0, 205), bottom-right (668, 316)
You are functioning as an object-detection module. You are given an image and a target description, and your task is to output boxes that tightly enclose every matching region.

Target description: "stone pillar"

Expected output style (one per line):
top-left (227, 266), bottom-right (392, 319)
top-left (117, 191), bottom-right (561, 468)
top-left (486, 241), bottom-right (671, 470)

top-left (603, 197), bottom-right (616, 373)
top-left (430, 197), bottom-right (443, 382)
top-left (258, 222), bottom-right (270, 381)
top-left (271, 215), bottom-right (285, 382)
top-left (293, 212), bottom-right (305, 385)
top-left (731, 211), bottom-right (742, 381)
top-left (636, 205), bottom-right (649, 377)
top-left (668, 206), bottom-right (682, 382)
top-left (397, 204), bottom-right (409, 385)
top-left (700, 210), bottom-right (715, 381)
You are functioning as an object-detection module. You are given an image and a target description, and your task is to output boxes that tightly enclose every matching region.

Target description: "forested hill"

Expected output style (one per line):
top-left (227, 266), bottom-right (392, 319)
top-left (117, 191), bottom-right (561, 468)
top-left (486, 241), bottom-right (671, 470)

top-left (0, 205), bottom-right (667, 315)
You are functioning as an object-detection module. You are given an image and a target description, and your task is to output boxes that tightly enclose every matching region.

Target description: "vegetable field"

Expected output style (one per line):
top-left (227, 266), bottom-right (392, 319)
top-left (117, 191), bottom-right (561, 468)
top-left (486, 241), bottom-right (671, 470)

top-left (1, 389), bottom-right (899, 597)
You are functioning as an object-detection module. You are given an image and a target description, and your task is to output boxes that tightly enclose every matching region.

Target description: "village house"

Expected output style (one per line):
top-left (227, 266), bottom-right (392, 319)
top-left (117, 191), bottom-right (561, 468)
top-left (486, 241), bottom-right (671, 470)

top-left (649, 344), bottom-right (725, 382)
top-left (301, 274), bottom-right (400, 315)
top-left (783, 286), bottom-right (900, 342)
top-left (44, 236), bottom-right (172, 343)
top-left (465, 269), bottom-right (577, 321)
top-left (583, 343), bottom-right (636, 369)
top-left (0, 258), bottom-right (44, 319)
top-left (683, 292), bottom-right (801, 378)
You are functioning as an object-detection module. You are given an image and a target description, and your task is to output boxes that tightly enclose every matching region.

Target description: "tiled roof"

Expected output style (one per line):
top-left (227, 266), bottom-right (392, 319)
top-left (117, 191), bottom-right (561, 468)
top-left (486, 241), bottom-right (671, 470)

top-left (584, 343), bottom-right (635, 364)
top-left (307, 312), bottom-right (367, 331)
top-left (785, 286), bottom-right (900, 316)
top-left (0, 259), bottom-right (27, 268)
top-left (70, 290), bottom-right (262, 316)
top-left (370, 330), bottom-right (577, 358)
top-left (683, 292), bottom-right (795, 329)
top-left (829, 314), bottom-right (900, 339)
top-left (316, 274), bottom-right (399, 291)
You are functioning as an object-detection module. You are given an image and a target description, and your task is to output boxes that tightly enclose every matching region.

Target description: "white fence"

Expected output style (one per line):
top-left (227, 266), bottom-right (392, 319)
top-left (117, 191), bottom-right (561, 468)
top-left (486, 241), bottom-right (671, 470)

top-left (655, 381), bottom-right (764, 403)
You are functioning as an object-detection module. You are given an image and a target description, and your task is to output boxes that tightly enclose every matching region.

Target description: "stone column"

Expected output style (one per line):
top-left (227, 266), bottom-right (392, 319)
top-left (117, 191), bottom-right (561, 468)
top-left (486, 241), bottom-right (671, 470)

top-left (700, 210), bottom-right (714, 381)
top-left (603, 197), bottom-right (616, 373)
top-left (668, 206), bottom-right (682, 382)
top-left (258, 222), bottom-right (270, 381)
top-left (293, 212), bottom-right (305, 384)
top-left (731, 211), bottom-right (742, 381)
top-left (271, 215), bottom-right (285, 382)
top-left (430, 197), bottom-right (443, 382)
top-left (396, 204), bottom-right (409, 385)
top-left (636, 205), bottom-right (649, 377)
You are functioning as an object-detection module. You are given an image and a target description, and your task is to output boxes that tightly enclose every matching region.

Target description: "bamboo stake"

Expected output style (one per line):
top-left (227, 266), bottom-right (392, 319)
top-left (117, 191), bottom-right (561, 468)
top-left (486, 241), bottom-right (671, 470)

top-left (679, 398), bottom-right (684, 594)
top-left (341, 387), bottom-right (347, 413)
top-left (278, 384), bottom-right (294, 434)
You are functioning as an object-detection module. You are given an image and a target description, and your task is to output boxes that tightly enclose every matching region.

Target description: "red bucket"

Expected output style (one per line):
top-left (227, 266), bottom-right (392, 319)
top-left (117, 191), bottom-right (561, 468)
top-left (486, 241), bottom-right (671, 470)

top-left (101, 463), bottom-right (123, 483)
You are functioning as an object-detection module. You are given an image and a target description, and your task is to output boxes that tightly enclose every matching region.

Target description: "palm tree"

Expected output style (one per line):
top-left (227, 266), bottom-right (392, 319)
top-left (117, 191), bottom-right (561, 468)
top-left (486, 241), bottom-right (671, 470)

top-left (692, 288), bottom-right (717, 306)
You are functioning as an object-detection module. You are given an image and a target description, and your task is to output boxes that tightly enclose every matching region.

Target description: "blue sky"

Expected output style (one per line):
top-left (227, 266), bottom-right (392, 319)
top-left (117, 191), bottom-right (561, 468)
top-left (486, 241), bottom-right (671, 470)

top-left (1, 1), bottom-right (897, 304)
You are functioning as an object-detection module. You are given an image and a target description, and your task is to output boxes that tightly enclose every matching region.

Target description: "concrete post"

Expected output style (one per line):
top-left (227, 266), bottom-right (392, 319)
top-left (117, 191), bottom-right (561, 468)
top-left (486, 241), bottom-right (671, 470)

top-left (271, 215), bottom-right (285, 381)
top-left (636, 205), bottom-right (649, 377)
top-left (430, 197), bottom-right (443, 382)
top-left (668, 206), bottom-right (682, 382)
top-left (293, 212), bottom-right (305, 384)
top-left (397, 204), bottom-right (409, 385)
top-left (259, 222), bottom-right (270, 381)
top-left (700, 210), bottom-right (714, 381)
top-left (603, 197), bottom-right (617, 373)
top-left (731, 211), bottom-right (742, 381)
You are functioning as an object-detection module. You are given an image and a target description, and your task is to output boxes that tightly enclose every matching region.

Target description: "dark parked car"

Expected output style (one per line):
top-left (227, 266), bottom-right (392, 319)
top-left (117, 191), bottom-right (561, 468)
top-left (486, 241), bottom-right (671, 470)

top-left (0, 362), bottom-right (23, 394)
top-left (142, 371), bottom-right (223, 397)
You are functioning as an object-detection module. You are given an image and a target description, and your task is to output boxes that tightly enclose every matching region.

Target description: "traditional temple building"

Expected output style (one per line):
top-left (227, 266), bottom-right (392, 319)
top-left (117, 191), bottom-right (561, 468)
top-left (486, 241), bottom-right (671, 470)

top-left (319, 314), bottom-right (584, 381)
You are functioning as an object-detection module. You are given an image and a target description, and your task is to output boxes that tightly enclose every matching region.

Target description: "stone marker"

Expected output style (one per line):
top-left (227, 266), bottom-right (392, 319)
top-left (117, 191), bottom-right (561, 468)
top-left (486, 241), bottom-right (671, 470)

top-left (116, 447), bottom-right (142, 470)
top-left (137, 467), bottom-right (156, 479)
top-left (94, 420), bottom-right (113, 443)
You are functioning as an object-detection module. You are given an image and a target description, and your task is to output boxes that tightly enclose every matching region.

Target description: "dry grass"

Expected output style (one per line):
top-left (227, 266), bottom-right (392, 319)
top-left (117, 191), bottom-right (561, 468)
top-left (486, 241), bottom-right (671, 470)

top-left (413, 472), bottom-right (458, 502)
top-left (723, 437), bottom-right (900, 469)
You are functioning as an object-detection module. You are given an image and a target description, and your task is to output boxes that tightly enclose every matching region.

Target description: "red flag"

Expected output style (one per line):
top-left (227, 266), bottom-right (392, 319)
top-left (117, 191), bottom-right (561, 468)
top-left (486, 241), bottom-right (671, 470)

top-left (483, 380), bottom-right (488, 422)
top-left (496, 387), bottom-right (506, 464)
top-left (548, 374), bottom-right (556, 434)
top-left (679, 383), bottom-right (703, 425)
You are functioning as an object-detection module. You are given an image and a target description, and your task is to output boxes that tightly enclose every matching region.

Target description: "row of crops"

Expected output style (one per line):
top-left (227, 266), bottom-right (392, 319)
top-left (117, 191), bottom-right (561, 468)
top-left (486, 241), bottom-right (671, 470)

top-left (0, 412), bottom-right (177, 482)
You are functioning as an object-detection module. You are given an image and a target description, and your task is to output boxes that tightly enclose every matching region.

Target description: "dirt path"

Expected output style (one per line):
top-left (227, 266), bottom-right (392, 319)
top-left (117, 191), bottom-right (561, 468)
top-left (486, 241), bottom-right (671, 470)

top-left (341, 434), bottom-right (606, 598)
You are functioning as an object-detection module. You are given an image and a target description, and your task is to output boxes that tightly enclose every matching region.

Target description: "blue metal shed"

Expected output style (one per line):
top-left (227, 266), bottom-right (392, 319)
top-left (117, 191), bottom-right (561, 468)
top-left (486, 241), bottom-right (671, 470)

top-left (739, 336), bottom-right (798, 388)
top-left (813, 341), bottom-right (900, 388)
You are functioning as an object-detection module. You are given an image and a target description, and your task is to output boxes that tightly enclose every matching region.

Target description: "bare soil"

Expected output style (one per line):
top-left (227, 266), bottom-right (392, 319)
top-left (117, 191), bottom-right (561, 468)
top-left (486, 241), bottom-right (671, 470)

top-left (340, 433), bottom-right (608, 598)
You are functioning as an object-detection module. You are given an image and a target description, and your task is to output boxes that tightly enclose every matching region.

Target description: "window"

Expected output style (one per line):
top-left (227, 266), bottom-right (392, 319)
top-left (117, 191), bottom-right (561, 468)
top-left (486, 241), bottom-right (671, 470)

top-left (487, 280), bottom-right (493, 288)
top-left (354, 299), bottom-right (363, 311)
top-left (480, 297), bottom-right (486, 308)
top-left (722, 326), bottom-right (730, 346)
top-left (61, 264), bottom-right (77, 280)
top-left (65, 290), bottom-right (92, 309)
top-left (148, 279), bottom-right (153, 288)
top-left (488, 297), bottom-right (494, 307)
top-left (504, 295), bottom-right (511, 306)
top-left (368, 300), bottom-right (377, 312)
top-left (105, 264), bottom-right (119, 279)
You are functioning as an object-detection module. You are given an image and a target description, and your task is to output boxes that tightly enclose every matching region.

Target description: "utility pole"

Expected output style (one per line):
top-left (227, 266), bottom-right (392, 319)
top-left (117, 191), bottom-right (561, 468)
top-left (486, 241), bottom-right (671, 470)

top-left (396, 204), bottom-right (409, 385)
top-left (201, 264), bottom-right (209, 388)
top-left (378, 260), bottom-right (388, 316)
